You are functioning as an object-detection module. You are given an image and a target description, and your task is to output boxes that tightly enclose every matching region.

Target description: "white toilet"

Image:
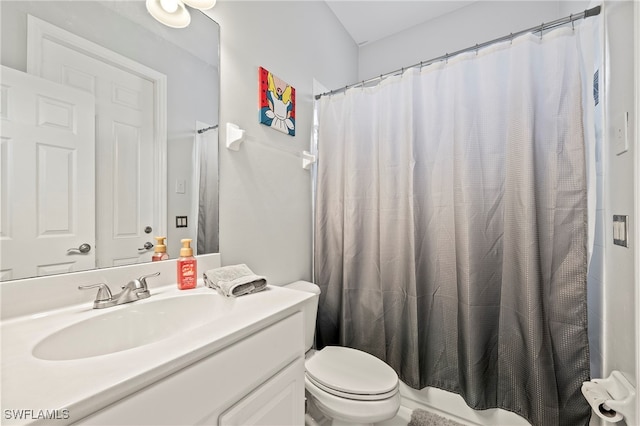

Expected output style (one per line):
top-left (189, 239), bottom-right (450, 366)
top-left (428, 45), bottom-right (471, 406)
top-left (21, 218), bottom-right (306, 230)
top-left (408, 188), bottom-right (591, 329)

top-left (284, 281), bottom-right (401, 426)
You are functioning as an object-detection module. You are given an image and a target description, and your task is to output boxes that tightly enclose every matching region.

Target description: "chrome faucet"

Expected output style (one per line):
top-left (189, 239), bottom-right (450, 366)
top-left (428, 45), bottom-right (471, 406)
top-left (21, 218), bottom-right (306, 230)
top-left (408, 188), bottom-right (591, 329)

top-left (79, 272), bottom-right (160, 309)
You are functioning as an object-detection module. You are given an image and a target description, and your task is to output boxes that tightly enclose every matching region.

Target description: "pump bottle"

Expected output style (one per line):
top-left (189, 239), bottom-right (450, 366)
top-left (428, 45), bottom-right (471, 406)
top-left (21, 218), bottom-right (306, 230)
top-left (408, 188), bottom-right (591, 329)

top-left (152, 237), bottom-right (169, 261)
top-left (177, 239), bottom-right (197, 290)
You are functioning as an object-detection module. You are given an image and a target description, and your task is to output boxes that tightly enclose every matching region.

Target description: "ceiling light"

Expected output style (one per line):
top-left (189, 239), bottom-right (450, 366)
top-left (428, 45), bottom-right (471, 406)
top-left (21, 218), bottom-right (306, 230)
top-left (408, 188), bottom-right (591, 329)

top-left (182, 0), bottom-right (217, 10)
top-left (160, 0), bottom-right (179, 13)
top-left (146, 0), bottom-right (191, 28)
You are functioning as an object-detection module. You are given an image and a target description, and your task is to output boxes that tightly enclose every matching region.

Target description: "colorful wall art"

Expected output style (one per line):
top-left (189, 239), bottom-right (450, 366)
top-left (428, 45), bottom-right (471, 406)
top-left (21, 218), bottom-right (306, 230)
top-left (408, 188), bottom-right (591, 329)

top-left (259, 67), bottom-right (295, 136)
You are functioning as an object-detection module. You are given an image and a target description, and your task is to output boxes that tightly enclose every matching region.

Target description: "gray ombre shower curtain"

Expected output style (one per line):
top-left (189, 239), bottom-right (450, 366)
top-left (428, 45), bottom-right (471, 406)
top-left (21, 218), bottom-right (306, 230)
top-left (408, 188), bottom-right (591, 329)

top-left (315, 27), bottom-right (594, 426)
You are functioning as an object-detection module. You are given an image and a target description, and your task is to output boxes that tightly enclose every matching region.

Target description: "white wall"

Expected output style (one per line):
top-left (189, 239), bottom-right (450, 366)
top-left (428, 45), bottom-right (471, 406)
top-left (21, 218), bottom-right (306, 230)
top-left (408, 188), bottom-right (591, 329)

top-left (636, 0), bottom-right (640, 421)
top-left (587, 3), bottom-right (637, 424)
top-left (358, 1), bottom-right (568, 81)
top-left (602, 0), bottom-right (636, 389)
top-left (206, 1), bottom-right (357, 285)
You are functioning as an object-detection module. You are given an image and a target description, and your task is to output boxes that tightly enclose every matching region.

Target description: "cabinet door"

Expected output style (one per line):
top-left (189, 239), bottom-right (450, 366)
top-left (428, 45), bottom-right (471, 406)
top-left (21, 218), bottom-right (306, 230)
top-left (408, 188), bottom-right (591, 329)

top-left (219, 358), bottom-right (305, 426)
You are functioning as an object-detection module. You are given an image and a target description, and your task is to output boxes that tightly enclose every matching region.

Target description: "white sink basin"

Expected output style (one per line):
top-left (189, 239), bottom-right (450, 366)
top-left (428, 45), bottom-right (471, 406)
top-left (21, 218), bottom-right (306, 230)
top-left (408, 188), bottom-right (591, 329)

top-left (33, 293), bottom-right (228, 361)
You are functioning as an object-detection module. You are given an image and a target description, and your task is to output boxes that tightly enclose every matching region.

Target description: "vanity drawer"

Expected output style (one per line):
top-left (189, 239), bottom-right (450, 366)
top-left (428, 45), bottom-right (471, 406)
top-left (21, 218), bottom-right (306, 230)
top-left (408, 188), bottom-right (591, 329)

top-left (74, 312), bottom-right (304, 425)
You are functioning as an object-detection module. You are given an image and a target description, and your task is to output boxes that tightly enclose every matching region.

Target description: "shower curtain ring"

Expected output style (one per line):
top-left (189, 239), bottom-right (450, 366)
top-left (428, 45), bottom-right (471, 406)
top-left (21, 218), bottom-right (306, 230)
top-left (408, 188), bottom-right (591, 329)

top-left (510, 33), bottom-right (513, 45)
top-left (571, 14), bottom-right (575, 31)
top-left (540, 23), bottom-right (544, 39)
top-left (475, 44), bottom-right (479, 55)
top-left (445, 53), bottom-right (449, 64)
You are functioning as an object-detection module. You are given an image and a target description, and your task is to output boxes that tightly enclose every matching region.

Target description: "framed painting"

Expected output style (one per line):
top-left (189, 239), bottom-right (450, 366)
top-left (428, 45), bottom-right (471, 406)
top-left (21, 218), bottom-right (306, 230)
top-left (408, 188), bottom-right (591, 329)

top-left (259, 67), bottom-right (295, 136)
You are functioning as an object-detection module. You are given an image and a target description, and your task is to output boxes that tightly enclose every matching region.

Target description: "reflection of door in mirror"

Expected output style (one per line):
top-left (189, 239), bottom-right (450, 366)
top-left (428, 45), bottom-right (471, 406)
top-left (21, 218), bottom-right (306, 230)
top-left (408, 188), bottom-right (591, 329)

top-left (1, 66), bottom-right (96, 280)
top-left (27, 16), bottom-right (167, 269)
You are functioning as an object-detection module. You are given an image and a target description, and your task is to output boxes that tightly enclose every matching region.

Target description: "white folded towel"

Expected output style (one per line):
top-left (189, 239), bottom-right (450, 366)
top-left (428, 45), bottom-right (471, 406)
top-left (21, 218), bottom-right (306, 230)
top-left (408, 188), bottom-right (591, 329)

top-left (203, 264), bottom-right (267, 297)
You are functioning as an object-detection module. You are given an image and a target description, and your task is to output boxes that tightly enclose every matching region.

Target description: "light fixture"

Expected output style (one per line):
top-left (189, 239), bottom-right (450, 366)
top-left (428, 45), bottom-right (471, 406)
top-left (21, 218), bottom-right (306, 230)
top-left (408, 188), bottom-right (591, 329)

top-left (182, 0), bottom-right (217, 10)
top-left (146, 0), bottom-right (190, 28)
top-left (146, 0), bottom-right (216, 28)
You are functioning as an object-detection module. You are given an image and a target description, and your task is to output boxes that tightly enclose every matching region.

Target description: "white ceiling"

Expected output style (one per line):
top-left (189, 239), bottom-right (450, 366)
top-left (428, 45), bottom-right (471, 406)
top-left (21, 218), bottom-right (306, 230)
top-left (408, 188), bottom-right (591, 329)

top-left (325, 1), bottom-right (477, 46)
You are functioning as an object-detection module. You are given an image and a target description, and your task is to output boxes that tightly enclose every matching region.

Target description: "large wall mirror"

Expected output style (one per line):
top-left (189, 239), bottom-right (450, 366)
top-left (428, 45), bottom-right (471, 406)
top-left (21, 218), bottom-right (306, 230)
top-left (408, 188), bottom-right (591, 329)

top-left (0, 1), bottom-right (219, 282)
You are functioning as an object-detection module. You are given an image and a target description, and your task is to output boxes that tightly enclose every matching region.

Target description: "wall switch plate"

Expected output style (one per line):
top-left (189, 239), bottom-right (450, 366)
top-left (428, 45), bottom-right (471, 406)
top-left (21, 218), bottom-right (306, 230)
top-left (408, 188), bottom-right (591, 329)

top-left (613, 215), bottom-right (628, 247)
top-left (176, 216), bottom-right (188, 228)
top-left (614, 112), bottom-right (629, 155)
top-left (175, 179), bottom-right (186, 194)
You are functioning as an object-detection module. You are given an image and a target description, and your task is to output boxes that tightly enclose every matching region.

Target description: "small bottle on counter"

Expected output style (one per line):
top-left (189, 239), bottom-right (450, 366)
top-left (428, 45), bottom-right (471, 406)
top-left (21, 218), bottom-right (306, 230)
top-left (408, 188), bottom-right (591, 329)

top-left (151, 237), bottom-right (170, 261)
top-left (177, 238), bottom-right (197, 290)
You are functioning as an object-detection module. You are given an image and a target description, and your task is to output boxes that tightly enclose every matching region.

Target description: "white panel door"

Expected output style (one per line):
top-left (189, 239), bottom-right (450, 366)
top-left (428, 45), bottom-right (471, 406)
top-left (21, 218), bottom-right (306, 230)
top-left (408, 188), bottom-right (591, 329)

top-left (29, 20), bottom-right (163, 267)
top-left (0, 65), bottom-right (95, 281)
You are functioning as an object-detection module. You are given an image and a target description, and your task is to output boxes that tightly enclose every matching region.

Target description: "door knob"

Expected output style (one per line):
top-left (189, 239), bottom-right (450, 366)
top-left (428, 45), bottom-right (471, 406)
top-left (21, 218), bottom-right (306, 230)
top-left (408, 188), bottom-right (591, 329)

top-left (138, 242), bottom-right (154, 251)
top-left (67, 243), bottom-right (91, 254)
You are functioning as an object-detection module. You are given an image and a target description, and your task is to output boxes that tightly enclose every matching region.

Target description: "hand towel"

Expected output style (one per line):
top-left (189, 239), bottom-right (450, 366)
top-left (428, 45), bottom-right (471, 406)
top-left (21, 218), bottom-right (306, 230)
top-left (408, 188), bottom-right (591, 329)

top-left (203, 264), bottom-right (267, 297)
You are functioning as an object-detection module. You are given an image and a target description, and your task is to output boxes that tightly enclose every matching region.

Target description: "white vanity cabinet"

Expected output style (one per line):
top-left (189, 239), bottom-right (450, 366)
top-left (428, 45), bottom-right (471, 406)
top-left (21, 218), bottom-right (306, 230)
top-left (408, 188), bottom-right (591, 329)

top-left (73, 312), bottom-right (305, 425)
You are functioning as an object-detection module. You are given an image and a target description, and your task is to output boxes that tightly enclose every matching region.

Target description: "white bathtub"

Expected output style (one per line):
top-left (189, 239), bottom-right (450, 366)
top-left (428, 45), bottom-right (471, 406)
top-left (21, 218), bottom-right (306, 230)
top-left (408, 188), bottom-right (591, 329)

top-left (307, 381), bottom-right (532, 426)
top-left (398, 382), bottom-right (530, 426)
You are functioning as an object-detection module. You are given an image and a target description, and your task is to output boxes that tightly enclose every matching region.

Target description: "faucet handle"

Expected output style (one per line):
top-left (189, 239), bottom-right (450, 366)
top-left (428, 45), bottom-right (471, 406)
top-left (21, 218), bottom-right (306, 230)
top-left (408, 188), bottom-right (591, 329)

top-left (123, 272), bottom-right (160, 291)
top-left (78, 283), bottom-right (113, 302)
top-left (138, 272), bottom-right (160, 290)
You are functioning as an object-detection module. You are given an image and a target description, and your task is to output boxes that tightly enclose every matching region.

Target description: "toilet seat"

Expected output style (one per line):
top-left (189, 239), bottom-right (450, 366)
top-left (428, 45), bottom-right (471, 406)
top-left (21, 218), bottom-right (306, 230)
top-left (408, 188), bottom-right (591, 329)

top-left (305, 346), bottom-right (399, 401)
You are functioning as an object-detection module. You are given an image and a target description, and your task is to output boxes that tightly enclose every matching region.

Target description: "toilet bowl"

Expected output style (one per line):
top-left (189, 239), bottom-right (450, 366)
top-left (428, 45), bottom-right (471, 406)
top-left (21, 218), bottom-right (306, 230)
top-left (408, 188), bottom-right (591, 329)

top-left (283, 281), bottom-right (400, 426)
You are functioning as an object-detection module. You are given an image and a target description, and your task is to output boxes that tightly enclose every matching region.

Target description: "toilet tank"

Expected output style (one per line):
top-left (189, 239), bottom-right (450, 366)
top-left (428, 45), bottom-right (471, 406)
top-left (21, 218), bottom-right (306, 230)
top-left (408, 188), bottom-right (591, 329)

top-left (282, 281), bottom-right (320, 352)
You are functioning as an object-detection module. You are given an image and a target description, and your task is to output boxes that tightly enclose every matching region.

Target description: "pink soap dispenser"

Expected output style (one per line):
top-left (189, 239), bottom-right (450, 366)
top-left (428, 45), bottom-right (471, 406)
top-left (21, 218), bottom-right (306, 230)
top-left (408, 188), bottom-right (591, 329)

top-left (152, 236), bottom-right (169, 261)
top-left (177, 239), bottom-right (197, 290)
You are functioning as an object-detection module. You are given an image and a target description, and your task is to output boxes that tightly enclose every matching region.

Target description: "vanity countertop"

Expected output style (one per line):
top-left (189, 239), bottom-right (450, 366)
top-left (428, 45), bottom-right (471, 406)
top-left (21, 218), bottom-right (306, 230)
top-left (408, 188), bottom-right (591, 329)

top-left (0, 283), bottom-right (312, 425)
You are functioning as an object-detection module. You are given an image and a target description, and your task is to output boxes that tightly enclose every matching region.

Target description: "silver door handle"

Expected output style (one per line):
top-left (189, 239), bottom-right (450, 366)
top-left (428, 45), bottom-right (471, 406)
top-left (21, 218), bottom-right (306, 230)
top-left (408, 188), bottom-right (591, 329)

top-left (138, 242), bottom-right (154, 251)
top-left (68, 243), bottom-right (91, 254)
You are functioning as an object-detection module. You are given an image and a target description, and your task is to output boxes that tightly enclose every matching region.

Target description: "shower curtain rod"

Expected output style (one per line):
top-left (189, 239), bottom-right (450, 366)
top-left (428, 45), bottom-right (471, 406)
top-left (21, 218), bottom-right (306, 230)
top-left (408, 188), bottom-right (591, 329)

top-left (315, 5), bottom-right (601, 100)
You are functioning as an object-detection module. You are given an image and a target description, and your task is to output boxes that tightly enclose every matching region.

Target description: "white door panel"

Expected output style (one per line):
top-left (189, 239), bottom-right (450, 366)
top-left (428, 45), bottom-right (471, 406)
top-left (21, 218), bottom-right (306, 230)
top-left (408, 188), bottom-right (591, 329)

top-left (28, 18), bottom-right (162, 268)
top-left (0, 65), bottom-right (95, 280)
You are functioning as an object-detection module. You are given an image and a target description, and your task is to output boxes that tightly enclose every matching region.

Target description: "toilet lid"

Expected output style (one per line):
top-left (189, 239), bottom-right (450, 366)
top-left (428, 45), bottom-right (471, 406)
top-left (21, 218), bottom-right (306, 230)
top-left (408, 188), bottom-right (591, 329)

top-left (305, 346), bottom-right (398, 400)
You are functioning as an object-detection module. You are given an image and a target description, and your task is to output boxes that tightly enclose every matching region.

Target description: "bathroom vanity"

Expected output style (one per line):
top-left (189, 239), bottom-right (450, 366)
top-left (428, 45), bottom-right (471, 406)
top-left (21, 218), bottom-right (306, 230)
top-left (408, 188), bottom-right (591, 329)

top-left (0, 254), bottom-right (312, 425)
top-left (75, 307), bottom-right (305, 425)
